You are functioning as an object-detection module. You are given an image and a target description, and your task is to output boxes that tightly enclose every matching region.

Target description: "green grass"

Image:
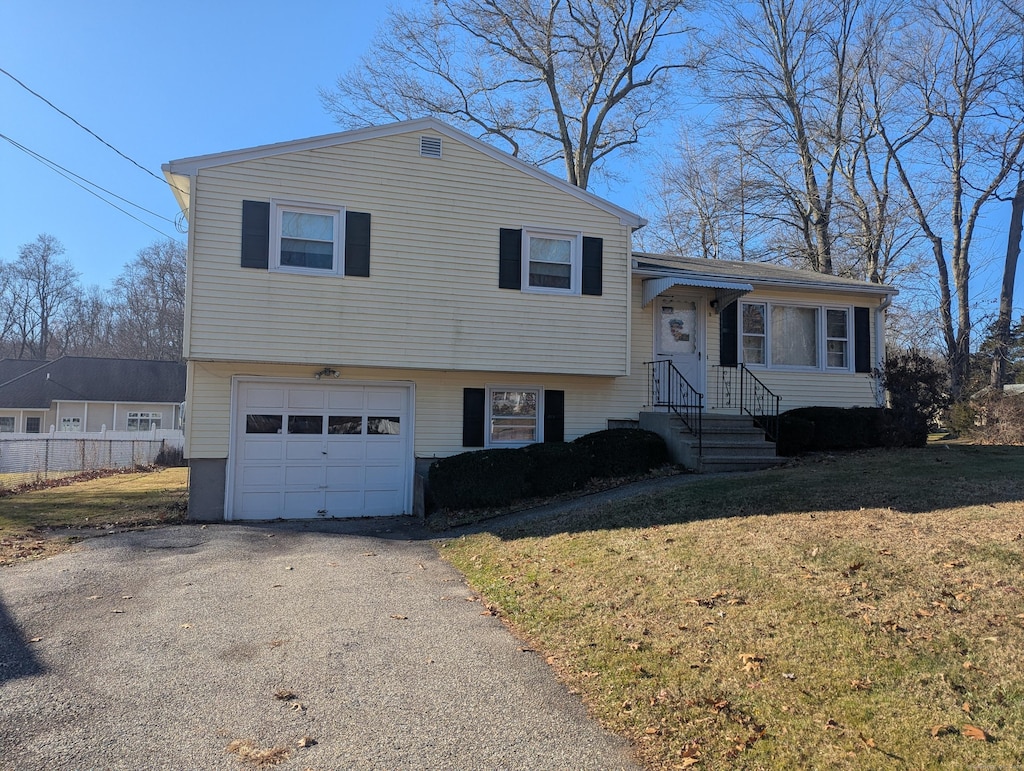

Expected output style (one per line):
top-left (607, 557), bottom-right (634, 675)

top-left (0, 467), bottom-right (188, 564)
top-left (440, 446), bottom-right (1024, 769)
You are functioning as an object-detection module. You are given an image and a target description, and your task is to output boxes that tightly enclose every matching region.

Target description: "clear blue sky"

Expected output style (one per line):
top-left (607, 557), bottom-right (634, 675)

top-left (2, 1), bottom-right (1019, 321)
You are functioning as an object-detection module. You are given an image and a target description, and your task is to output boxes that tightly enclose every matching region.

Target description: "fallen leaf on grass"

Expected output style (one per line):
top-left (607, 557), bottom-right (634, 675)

top-left (850, 679), bottom-right (873, 691)
top-left (930, 724), bottom-right (956, 738)
top-left (858, 733), bottom-right (877, 748)
top-left (962, 724), bottom-right (991, 742)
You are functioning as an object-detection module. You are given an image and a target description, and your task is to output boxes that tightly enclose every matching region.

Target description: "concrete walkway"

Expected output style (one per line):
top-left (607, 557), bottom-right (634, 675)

top-left (0, 510), bottom-right (646, 770)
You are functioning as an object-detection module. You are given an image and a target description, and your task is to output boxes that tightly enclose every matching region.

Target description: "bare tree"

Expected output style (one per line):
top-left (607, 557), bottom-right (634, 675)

top-left (321, 0), bottom-right (699, 190)
top-left (990, 176), bottom-right (1024, 388)
top-left (111, 239), bottom-right (185, 360)
top-left (10, 234), bottom-right (80, 360)
top-left (867, 0), bottom-right (1024, 399)
top-left (60, 285), bottom-right (116, 357)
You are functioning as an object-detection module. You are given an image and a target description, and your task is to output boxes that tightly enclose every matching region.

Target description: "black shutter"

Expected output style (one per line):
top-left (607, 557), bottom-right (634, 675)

top-left (854, 307), bottom-right (871, 373)
top-left (720, 300), bottom-right (738, 367)
top-left (543, 390), bottom-right (565, 443)
top-left (462, 388), bottom-right (486, 447)
top-left (344, 211), bottom-right (371, 277)
top-left (499, 228), bottom-right (522, 289)
top-left (241, 200), bottom-right (270, 269)
top-left (581, 237), bottom-right (603, 296)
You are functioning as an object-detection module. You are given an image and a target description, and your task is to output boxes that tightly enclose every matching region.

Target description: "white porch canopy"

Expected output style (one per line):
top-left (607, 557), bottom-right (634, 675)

top-left (641, 275), bottom-right (754, 311)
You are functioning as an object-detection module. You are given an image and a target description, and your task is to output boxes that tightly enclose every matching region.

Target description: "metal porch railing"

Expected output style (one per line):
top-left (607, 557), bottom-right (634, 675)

top-left (709, 364), bottom-right (781, 442)
top-left (646, 359), bottom-right (703, 457)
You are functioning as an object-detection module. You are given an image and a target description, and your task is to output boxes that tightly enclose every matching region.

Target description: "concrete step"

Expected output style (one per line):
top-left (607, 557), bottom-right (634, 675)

top-left (700, 455), bottom-right (787, 472)
top-left (700, 440), bottom-right (778, 457)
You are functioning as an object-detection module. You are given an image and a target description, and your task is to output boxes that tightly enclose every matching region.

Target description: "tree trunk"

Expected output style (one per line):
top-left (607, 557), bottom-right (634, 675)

top-left (990, 177), bottom-right (1024, 389)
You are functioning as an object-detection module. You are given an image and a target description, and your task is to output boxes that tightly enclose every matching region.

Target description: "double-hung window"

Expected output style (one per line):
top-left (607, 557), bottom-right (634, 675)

top-left (742, 303), bottom-right (766, 364)
top-left (488, 388), bottom-right (541, 445)
top-left (0, 417), bottom-right (14, 433)
top-left (271, 200), bottom-right (344, 275)
top-left (825, 309), bottom-right (850, 369)
top-left (522, 228), bottom-right (581, 294)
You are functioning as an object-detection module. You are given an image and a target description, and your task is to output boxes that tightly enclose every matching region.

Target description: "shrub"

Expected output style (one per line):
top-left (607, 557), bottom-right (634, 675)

top-left (776, 406), bottom-right (926, 456)
top-left (429, 448), bottom-right (534, 510)
top-left (967, 392), bottom-right (1024, 445)
top-left (428, 429), bottom-right (669, 511)
top-left (571, 428), bottom-right (669, 477)
top-left (879, 348), bottom-right (948, 436)
top-left (521, 442), bottom-right (591, 497)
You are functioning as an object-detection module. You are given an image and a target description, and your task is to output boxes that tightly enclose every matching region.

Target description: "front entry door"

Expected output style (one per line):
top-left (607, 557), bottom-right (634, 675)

top-left (654, 294), bottom-right (704, 397)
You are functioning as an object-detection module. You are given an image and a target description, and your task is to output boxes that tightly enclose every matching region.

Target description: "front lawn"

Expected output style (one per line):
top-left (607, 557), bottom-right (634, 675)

top-left (0, 467), bottom-right (188, 565)
top-left (441, 446), bottom-right (1024, 769)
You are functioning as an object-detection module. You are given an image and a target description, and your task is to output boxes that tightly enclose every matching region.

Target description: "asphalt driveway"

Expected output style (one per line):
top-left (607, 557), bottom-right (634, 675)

top-left (0, 518), bottom-right (641, 770)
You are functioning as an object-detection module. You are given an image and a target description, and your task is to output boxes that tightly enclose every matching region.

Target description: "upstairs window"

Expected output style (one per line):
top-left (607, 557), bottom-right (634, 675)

top-left (271, 200), bottom-right (344, 275)
top-left (0, 417), bottom-right (14, 433)
top-left (522, 228), bottom-right (581, 294)
top-left (60, 416), bottom-right (82, 432)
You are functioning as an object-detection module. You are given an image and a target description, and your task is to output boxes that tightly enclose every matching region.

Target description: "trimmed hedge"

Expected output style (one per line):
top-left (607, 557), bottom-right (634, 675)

top-left (777, 406), bottom-right (927, 456)
top-left (428, 428), bottom-right (668, 510)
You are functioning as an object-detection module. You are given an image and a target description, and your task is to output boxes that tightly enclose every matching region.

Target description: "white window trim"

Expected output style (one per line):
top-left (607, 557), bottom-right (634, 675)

top-left (269, 199), bottom-right (345, 276)
top-left (520, 226), bottom-right (582, 295)
top-left (740, 301), bottom-right (855, 373)
top-left (485, 386), bottom-right (544, 447)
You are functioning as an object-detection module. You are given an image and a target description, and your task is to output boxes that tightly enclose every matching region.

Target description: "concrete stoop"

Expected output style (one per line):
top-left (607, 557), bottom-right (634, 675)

top-left (639, 411), bottom-right (784, 473)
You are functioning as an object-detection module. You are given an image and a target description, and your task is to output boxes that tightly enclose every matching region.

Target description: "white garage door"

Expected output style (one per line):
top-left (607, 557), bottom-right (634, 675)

top-left (231, 381), bottom-right (412, 520)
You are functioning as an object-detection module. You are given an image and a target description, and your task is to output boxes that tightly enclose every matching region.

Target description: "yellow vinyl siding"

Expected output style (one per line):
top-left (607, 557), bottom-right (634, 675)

top-left (186, 360), bottom-right (648, 460)
top-left (185, 130), bottom-right (631, 376)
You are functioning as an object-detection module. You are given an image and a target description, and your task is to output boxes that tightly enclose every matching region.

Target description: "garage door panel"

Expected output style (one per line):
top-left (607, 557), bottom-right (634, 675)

top-left (327, 389), bottom-right (365, 410)
top-left (245, 388), bottom-right (286, 408)
top-left (325, 441), bottom-right (366, 461)
top-left (288, 389), bottom-right (326, 409)
top-left (365, 442), bottom-right (404, 462)
top-left (325, 465), bottom-right (363, 487)
top-left (365, 465), bottom-right (402, 486)
top-left (366, 390), bottom-right (404, 410)
top-left (238, 491), bottom-right (283, 518)
top-left (324, 490), bottom-right (366, 516)
top-left (241, 465), bottom-right (283, 486)
top-left (284, 465), bottom-right (324, 486)
top-left (243, 441), bottom-right (283, 461)
top-left (283, 490), bottom-right (324, 517)
top-left (285, 441), bottom-right (326, 460)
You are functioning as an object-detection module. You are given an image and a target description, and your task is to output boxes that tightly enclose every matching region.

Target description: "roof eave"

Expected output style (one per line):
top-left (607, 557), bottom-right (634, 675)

top-left (163, 117), bottom-right (646, 229)
top-left (633, 262), bottom-right (898, 298)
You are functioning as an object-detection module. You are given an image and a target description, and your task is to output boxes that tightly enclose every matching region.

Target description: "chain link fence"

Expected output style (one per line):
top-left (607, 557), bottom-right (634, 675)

top-left (0, 432), bottom-right (185, 491)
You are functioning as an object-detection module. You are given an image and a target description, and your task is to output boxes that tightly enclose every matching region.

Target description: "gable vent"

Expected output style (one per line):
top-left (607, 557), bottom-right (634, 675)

top-left (420, 135), bottom-right (443, 158)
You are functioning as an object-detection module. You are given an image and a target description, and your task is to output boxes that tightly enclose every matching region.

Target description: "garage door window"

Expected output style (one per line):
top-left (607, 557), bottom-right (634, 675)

top-left (247, 414), bottom-right (283, 434)
top-left (288, 415), bottom-right (324, 434)
top-left (328, 416), bottom-right (362, 434)
top-left (368, 417), bottom-right (401, 435)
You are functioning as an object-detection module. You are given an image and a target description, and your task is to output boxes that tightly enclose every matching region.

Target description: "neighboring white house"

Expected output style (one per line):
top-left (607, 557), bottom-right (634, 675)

top-left (163, 117), bottom-right (896, 522)
top-left (0, 357), bottom-right (186, 434)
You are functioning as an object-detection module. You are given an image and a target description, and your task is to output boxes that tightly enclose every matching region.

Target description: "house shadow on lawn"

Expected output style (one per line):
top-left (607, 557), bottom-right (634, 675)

top-left (471, 444), bottom-right (1024, 541)
top-left (0, 600), bottom-right (45, 684)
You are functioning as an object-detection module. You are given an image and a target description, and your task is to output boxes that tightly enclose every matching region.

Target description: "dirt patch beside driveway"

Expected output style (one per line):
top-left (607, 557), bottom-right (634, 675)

top-left (0, 519), bottom-right (640, 770)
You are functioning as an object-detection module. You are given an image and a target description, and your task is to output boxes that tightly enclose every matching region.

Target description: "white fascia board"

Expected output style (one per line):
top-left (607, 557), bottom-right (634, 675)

top-left (162, 117), bottom-right (646, 229)
top-left (161, 166), bottom-right (191, 215)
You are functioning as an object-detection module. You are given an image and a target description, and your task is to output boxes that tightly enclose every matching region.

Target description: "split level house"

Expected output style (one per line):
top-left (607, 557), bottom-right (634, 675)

top-left (162, 117), bottom-right (897, 522)
top-left (0, 357), bottom-right (185, 434)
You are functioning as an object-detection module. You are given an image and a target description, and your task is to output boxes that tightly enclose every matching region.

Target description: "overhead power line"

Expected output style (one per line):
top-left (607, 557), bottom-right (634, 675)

top-left (0, 65), bottom-right (187, 195)
top-left (0, 132), bottom-right (183, 243)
